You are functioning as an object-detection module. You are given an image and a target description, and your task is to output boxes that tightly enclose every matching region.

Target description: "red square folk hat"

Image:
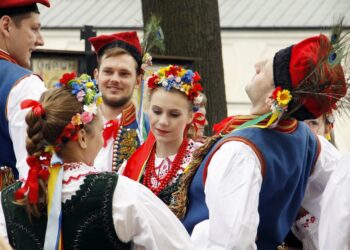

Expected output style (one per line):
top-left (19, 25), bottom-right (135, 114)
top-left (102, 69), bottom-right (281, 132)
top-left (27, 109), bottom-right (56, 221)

top-left (0, 0), bottom-right (50, 8)
top-left (273, 29), bottom-right (348, 120)
top-left (89, 31), bottom-right (142, 66)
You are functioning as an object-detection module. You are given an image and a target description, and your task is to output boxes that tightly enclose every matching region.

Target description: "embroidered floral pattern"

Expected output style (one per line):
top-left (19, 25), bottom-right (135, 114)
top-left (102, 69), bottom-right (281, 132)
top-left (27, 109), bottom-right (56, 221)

top-left (149, 139), bottom-right (199, 189)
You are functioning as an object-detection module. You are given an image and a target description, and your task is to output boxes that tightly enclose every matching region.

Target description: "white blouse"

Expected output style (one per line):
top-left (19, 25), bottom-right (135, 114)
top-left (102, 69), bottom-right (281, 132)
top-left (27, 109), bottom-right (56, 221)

top-left (0, 164), bottom-right (195, 250)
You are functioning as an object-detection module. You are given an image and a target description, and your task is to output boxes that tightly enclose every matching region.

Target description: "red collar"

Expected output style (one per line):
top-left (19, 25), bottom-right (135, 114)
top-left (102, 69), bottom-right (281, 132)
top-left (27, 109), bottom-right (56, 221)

top-left (120, 102), bottom-right (136, 126)
top-left (0, 50), bottom-right (18, 64)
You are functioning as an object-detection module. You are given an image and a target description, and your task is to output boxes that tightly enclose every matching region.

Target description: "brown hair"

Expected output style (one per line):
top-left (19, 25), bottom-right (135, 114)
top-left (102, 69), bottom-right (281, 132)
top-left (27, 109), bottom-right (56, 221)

top-left (17, 87), bottom-right (96, 218)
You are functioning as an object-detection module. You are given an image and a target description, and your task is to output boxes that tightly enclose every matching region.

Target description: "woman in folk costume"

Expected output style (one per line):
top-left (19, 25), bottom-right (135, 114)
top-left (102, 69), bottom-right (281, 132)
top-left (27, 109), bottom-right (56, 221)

top-left (121, 65), bottom-right (204, 206)
top-left (318, 154), bottom-right (350, 250)
top-left (0, 73), bottom-right (195, 250)
top-left (170, 21), bottom-right (349, 249)
top-left (304, 112), bottom-right (336, 146)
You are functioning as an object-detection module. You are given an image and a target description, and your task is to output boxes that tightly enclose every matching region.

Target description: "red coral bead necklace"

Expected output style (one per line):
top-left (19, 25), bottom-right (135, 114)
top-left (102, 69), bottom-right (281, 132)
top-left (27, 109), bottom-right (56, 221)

top-left (143, 138), bottom-right (188, 195)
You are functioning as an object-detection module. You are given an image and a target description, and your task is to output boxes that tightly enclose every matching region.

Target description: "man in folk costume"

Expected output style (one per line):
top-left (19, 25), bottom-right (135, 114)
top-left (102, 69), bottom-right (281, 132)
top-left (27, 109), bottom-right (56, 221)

top-left (0, 0), bottom-right (50, 185)
top-left (89, 32), bottom-right (150, 172)
top-left (170, 22), bottom-right (349, 249)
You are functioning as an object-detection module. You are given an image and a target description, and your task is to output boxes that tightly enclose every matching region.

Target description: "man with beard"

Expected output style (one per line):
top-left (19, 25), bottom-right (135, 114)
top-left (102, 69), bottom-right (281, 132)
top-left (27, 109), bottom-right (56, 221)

top-left (0, 0), bottom-right (50, 183)
top-left (89, 31), bottom-right (149, 172)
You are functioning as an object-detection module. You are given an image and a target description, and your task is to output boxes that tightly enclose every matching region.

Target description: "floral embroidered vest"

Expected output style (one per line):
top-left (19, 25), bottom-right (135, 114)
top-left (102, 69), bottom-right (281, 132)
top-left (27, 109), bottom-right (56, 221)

top-left (1, 173), bottom-right (131, 250)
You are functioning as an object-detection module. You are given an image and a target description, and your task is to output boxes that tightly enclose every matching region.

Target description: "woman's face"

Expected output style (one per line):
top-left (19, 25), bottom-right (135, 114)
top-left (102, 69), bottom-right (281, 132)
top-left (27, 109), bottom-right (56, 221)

top-left (304, 115), bottom-right (327, 136)
top-left (84, 113), bottom-right (104, 165)
top-left (149, 88), bottom-right (193, 145)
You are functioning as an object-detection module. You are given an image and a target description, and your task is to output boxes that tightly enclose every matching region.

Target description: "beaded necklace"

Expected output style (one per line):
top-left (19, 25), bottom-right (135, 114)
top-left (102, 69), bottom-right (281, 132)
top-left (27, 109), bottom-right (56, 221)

top-left (102, 103), bottom-right (139, 172)
top-left (143, 138), bottom-right (188, 195)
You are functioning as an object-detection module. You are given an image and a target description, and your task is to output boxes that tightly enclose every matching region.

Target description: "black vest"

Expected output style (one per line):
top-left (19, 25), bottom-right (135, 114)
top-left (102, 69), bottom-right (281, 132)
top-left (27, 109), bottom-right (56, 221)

top-left (1, 173), bottom-right (131, 250)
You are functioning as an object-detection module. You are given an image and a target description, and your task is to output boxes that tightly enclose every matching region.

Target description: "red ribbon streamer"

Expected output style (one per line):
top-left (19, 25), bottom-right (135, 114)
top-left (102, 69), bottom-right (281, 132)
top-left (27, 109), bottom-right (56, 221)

top-left (21, 99), bottom-right (45, 117)
top-left (15, 156), bottom-right (49, 204)
top-left (102, 119), bottom-right (119, 147)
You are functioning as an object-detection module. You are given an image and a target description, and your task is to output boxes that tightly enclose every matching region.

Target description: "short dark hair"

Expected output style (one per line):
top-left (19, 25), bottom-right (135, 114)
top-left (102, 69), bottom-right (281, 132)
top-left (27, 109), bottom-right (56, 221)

top-left (0, 3), bottom-right (39, 22)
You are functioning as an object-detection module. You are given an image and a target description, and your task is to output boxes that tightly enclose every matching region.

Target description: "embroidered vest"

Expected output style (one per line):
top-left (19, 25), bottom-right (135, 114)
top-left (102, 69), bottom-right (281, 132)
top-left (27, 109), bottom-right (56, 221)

top-left (111, 104), bottom-right (150, 171)
top-left (0, 60), bottom-right (31, 179)
top-left (1, 173), bottom-right (131, 250)
top-left (183, 121), bottom-right (320, 250)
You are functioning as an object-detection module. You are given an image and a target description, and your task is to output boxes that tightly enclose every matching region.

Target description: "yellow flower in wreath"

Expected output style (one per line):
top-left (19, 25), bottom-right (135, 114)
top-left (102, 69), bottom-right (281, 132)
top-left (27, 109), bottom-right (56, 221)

top-left (277, 89), bottom-right (292, 106)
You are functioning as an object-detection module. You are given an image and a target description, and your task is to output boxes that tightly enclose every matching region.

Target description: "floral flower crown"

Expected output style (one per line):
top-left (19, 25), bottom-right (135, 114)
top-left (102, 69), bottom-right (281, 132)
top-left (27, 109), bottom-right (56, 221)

top-left (52, 72), bottom-right (103, 151)
top-left (146, 65), bottom-right (204, 105)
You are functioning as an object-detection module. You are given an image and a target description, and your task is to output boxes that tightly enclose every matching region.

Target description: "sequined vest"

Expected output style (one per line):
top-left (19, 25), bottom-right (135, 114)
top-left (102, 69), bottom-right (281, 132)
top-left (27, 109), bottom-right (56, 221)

top-left (0, 60), bottom-right (31, 179)
top-left (1, 173), bottom-right (131, 250)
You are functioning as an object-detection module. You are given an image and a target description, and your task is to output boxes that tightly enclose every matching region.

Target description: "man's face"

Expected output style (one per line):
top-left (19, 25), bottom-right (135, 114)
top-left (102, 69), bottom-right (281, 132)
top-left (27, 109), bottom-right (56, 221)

top-left (95, 53), bottom-right (141, 108)
top-left (7, 13), bottom-right (44, 68)
top-left (245, 58), bottom-right (275, 114)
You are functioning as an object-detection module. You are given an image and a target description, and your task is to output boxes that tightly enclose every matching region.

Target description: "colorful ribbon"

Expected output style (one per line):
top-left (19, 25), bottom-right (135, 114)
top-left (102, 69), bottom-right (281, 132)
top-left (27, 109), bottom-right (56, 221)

top-left (21, 99), bottom-right (46, 117)
top-left (44, 153), bottom-right (64, 250)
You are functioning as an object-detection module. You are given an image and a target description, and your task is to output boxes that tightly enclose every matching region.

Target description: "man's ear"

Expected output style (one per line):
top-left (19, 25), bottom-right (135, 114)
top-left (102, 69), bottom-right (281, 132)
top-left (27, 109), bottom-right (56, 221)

top-left (77, 129), bottom-right (88, 149)
top-left (0, 16), bottom-right (12, 37)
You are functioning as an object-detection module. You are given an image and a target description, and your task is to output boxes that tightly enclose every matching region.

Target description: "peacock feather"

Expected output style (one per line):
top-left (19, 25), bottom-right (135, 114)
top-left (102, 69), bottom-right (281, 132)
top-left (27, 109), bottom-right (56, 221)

top-left (288, 18), bottom-right (350, 118)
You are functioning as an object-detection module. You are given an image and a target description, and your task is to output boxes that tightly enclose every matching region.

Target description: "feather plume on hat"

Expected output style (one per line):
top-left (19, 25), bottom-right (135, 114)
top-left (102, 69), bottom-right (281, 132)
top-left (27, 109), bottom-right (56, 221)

top-left (274, 18), bottom-right (350, 121)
